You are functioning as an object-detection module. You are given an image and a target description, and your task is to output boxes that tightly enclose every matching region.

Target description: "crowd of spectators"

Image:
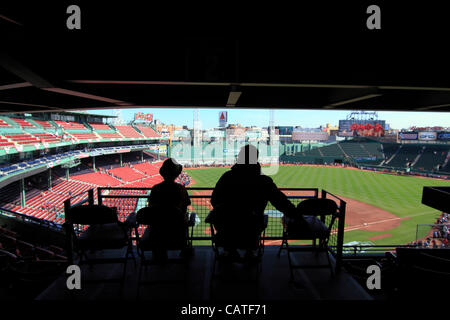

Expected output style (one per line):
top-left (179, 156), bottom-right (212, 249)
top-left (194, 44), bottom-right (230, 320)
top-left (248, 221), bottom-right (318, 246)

top-left (175, 171), bottom-right (192, 186)
top-left (410, 212), bottom-right (450, 248)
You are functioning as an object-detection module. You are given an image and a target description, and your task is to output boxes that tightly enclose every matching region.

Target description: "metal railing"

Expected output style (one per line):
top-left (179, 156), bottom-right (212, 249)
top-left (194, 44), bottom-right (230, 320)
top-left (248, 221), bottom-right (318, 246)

top-left (0, 206), bottom-right (62, 232)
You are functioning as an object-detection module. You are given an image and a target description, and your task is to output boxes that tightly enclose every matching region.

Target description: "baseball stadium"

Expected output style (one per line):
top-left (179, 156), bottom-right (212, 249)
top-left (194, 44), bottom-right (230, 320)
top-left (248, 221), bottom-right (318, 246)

top-left (1, 4), bottom-right (450, 303)
top-left (0, 108), bottom-right (448, 301)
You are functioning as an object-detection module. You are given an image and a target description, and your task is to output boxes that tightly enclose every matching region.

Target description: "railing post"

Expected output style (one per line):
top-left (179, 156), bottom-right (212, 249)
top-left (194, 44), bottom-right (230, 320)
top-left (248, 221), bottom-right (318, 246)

top-left (64, 198), bottom-right (74, 266)
top-left (336, 200), bottom-right (346, 272)
top-left (98, 188), bottom-right (102, 206)
top-left (88, 189), bottom-right (94, 205)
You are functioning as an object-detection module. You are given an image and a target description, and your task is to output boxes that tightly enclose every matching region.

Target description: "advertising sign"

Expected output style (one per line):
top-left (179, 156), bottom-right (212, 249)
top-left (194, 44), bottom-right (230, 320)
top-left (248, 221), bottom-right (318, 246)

top-left (135, 112), bottom-right (153, 122)
top-left (437, 132), bottom-right (450, 141)
top-left (219, 111), bottom-right (228, 128)
top-left (398, 132), bottom-right (418, 140)
top-left (338, 120), bottom-right (386, 137)
top-left (418, 131), bottom-right (437, 141)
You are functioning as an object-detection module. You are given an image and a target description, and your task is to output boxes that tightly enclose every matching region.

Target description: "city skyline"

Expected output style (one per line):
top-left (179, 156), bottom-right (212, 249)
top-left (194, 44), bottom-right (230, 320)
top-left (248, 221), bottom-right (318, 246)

top-left (89, 108), bottom-right (450, 130)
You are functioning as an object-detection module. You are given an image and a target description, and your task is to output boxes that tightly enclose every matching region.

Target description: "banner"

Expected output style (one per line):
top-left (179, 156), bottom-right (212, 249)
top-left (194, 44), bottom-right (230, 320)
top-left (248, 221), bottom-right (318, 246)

top-left (338, 120), bottom-right (386, 137)
top-left (398, 132), bottom-right (418, 140)
top-left (292, 131), bottom-right (329, 141)
top-left (437, 132), bottom-right (450, 141)
top-left (418, 131), bottom-right (437, 141)
top-left (135, 112), bottom-right (153, 122)
top-left (158, 145), bottom-right (167, 154)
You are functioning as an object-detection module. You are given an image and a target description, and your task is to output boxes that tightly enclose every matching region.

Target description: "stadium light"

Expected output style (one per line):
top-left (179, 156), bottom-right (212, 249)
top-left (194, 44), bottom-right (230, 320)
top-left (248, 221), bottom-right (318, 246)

top-left (226, 85), bottom-right (242, 107)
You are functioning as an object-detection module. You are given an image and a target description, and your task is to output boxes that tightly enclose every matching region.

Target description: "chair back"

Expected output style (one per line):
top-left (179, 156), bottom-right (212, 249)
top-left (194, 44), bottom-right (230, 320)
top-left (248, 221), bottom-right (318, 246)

top-left (136, 205), bottom-right (185, 227)
top-left (136, 205), bottom-right (187, 250)
top-left (208, 204), bottom-right (265, 250)
top-left (67, 205), bottom-right (118, 225)
top-left (296, 198), bottom-right (338, 217)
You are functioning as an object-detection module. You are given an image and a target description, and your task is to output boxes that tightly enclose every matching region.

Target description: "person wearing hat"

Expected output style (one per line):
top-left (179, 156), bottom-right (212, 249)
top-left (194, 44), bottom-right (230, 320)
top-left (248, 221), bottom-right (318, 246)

top-left (144, 158), bottom-right (191, 261)
top-left (148, 158), bottom-right (191, 216)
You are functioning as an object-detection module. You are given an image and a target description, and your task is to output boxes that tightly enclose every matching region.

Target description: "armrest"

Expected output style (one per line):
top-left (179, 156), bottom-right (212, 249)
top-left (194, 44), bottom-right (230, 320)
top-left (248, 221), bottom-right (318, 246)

top-left (188, 212), bottom-right (197, 227)
top-left (205, 210), bottom-right (214, 224)
top-left (263, 214), bottom-right (269, 229)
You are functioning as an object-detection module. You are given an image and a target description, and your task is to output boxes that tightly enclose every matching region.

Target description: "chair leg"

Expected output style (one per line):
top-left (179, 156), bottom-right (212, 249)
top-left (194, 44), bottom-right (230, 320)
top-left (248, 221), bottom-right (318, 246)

top-left (325, 250), bottom-right (334, 277)
top-left (277, 238), bottom-right (286, 257)
top-left (119, 256), bottom-right (128, 298)
top-left (209, 254), bottom-right (217, 300)
top-left (136, 259), bottom-right (143, 300)
top-left (286, 245), bottom-right (295, 282)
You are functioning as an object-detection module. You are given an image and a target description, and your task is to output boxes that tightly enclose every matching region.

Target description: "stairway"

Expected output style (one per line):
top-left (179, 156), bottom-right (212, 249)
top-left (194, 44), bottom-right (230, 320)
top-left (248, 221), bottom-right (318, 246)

top-left (411, 146), bottom-right (425, 167)
top-left (386, 145), bottom-right (402, 165)
top-left (337, 143), bottom-right (347, 157)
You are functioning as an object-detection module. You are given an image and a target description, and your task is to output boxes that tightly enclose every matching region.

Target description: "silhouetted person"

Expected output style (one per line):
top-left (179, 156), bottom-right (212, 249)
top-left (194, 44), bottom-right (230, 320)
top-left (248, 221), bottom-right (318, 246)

top-left (148, 158), bottom-right (191, 214)
top-left (211, 145), bottom-right (296, 259)
top-left (146, 158), bottom-right (191, 260)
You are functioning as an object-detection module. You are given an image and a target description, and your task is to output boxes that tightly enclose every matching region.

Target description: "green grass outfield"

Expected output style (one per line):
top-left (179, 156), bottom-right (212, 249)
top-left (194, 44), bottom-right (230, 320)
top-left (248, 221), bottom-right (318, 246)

top-left (185, 165), bottom-right (450, 245)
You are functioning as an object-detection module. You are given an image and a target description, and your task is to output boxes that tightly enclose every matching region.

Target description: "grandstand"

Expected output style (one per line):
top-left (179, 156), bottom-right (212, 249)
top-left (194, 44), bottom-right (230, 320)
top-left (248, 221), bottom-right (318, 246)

top-left (108, 166), bottom-right (147, 182)
top-left (387, 144), bottom-right (422, 168)
top-left (413, 146), bottom-right (449, 171)
top-left (89, 122), bottom-right (112, 131)
top-left (33, 120), bottom-right (54, 129)
top-left (5, 134), bottom-right (40, 145)
top-left (54, 120), bottom-right (87, 130)
top-left (136, 125), bottom-right (160, 138)
top-left (115, 125), bottom-right (144, 138)
top-left (71, 172), bottom-right (122, 186)
top-left (11, 118), bottom-right (35, 129)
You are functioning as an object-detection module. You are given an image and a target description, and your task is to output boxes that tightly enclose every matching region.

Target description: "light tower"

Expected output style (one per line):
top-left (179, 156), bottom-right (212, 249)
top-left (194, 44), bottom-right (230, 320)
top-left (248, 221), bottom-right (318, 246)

top-left (193, 109), bottom-right (202, 165)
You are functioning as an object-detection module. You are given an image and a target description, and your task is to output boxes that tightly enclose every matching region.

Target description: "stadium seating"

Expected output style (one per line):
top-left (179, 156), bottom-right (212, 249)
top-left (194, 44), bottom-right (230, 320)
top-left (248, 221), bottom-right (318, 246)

top-left (70, 132), bottom-right (99, 140)
top-left (71, 172), bottom-right (122, 186)
top-left (107, 166), bottom-right (147, 182)
top-left (33, 120), bottom-right (54, 129)
top-left (360, 142), bottom-right (384, 158)
top-left (54, 121), bottom-right (87, 130)
top-left (136, 126), bottom-right (160, 138)
top-left (0, 227), bottom-right (67, 261)
top-left (33, 134), bottom-right (60, 144)
top-left (132, 162), bottom-right (160, 176)
top-left (0, 119), bottom-right (12, 127)
top-left (89, 122), bottom-right (112, 131)
top-left (388, 144), bottom-right (422, 168)
top-left (314, 143), bottom-right (342, 157)
top-left (11, 118), bottom-right (35, 129)
top-left (0, 138), bottom-right (15, 147)
top-left (381, 143), bottom-right (401, 161)
top-left (413, 146), bottom-right (449, 171)
top-left (115, 126), bottom-right (144, 139)
top-left (339, 142), bottom-right (367, 158)
top-left (5, 134), bottom-right (40, 145)
top-left (98, 132), bottom-right (123, 139)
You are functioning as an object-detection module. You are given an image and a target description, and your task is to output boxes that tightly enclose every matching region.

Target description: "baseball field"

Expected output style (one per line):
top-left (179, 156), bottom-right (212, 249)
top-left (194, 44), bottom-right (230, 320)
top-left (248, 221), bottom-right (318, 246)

top-left (185, 165), bottom-right (450, 245)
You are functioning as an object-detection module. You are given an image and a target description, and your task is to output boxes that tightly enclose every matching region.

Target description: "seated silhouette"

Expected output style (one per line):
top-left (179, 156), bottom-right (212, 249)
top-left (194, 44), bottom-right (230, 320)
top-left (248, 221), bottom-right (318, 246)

top-left (210, 145), bottom-right (296, 259)
top-left (145, 158), bottom-right (191, 260)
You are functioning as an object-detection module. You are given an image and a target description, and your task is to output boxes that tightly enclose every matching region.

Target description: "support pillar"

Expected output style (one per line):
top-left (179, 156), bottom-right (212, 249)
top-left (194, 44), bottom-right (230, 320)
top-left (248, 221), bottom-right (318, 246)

top-left (48, 168), bottom-right (52, 191)
top-left (120, 153), bottom-right (123, 166)
top-left (141, 150), bottom-right (144, 162)
top-left (93, 156), bottom-right (96, 171)
top-left (20, 178), bottom-right (26, 207)
top-left (66, 167), bottom-right (69, 181)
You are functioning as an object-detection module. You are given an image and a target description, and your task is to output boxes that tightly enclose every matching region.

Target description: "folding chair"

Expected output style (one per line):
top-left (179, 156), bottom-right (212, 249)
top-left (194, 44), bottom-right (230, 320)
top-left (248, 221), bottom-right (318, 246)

top-left (205, 207), bottom-right (268, 295)
top-left (65, 204), bottom-right (134, 294)
top-left (278, 198), bottom-right (338, 281)
top-left (133, 205), bottom-right (196, 299)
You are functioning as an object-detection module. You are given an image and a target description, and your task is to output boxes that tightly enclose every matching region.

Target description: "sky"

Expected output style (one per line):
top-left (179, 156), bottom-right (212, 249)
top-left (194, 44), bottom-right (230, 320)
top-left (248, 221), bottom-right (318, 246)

top-left (88, 108), bottom-right (450, 130)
